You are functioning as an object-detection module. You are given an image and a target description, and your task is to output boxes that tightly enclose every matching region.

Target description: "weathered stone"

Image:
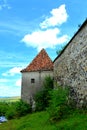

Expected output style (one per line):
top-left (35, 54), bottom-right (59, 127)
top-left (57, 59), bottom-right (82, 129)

top-left (54, 19), bottom-right (87, 107)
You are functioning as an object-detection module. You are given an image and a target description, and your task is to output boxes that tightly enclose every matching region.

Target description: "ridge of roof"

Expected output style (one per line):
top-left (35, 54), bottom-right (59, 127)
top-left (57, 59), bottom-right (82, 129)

top-left (21, 48), bottom-right (53, 72)
top-left (54, 19), bottom-right (87, 62)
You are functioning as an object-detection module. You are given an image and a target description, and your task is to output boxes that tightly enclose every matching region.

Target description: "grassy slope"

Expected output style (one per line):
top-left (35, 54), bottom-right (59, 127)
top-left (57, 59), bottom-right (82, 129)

top-left (0, 111), bottom-right (87, 130)
top-left (0, 97), bottom-right (20, 102)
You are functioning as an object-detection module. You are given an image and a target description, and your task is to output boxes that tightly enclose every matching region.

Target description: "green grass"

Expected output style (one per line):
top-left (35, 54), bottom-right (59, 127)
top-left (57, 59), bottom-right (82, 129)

top-left (56, 113), bottom-right (87, 130)
top-left (0, 97), bottom-right (20, 102)
top-left (0, 111), bottom-right (87, 130)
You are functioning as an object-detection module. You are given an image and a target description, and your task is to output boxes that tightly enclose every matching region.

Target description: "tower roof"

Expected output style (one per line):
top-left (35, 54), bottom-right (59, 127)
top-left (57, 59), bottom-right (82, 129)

top-left (21, 49), bottom-right (53, 72)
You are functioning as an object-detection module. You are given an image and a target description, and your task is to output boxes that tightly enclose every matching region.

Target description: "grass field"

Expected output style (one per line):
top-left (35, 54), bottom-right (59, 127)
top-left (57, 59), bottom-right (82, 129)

top-left (0, 94), bottom-right (87, 130)
top-left (0, 96), bottom-right (20, 102)
top-left (0, 111), bottom-right (87, 130)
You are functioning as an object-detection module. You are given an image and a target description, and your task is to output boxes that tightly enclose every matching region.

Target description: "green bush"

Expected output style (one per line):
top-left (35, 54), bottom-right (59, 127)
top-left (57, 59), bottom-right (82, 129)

top-left (34, 76), bottom-right (53, 111)
top-left (15, 100), bottom-right (32, 117)
top-left (0, 102), bottom-right (8, 116)
top-left (42, 76), bottom-right (54, 90)
top-left (47, 86), bottom-right (69, 121)
top-left (34, 89), bottom-right (51, 111)
top-left (6, 106), bottom-right (16, 119)
top-left (0, 100), bottom-right (32, 119)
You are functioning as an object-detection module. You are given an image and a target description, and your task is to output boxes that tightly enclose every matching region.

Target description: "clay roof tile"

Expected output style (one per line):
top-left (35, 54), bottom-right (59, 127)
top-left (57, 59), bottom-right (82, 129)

top-left (21, 49), bottom-right (53, 72)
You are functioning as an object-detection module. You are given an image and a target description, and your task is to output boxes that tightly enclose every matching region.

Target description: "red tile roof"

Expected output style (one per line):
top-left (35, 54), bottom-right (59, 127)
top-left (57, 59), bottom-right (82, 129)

top-left (21, 49), bottom-right (53, 72)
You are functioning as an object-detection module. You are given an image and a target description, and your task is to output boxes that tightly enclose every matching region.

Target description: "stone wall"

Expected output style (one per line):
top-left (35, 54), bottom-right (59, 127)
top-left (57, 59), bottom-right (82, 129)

top-left (54, 21), bottom-right (87, 107)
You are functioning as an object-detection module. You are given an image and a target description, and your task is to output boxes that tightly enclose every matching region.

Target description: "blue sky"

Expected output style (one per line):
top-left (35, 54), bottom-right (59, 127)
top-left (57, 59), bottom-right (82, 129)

top-left (0, 0), bottom-right (87, 97)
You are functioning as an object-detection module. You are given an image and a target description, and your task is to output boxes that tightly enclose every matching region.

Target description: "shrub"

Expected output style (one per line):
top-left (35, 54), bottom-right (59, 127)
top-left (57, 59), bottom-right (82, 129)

top-left (34, 76), bottom-right (53, 111)
top-left (42, 76), bottom-right (54, 90)
top-left (0, 100), bottom-right (32, 120)
top-left (47, 86), bottom-right (69, 121)
top-left (6, 106), bottom-right (16, 119)
top-left (15, 100), bottom-right (32, 117)
top-left (34, 89), bottom-right (50, 111)
top-left (0, 102), bottom-right (8, 116)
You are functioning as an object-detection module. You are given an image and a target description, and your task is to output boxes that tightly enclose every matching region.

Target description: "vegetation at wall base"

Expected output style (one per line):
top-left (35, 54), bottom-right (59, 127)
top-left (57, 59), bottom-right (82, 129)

top-left (47, 86), bottom-right (70, 122)
top-left (0, 76), bottom-right (87, 129)
top-left (34, 76), bottom-right (53, 111)
top-left (0, 111), bottom-right (87, 130)
top-left (0, 100), bottom-right (32, 119)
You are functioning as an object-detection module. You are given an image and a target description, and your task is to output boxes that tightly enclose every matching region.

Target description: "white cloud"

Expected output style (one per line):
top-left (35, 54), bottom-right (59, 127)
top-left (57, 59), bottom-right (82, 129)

top-left (21, 28), bottom-right (69, 51)
top-left (2, 67), bottom-right (22, 76)
top-left (21, 4), bottom-right (69, 51)
top-left (40, 4), bottom-right (68, 29)
top-left (15, 79), bottom-right (21, 87)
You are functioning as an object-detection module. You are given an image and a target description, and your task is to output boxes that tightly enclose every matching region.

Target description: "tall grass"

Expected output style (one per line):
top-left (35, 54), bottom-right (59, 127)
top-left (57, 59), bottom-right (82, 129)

top-left (0, 111), bottom-right (87, 130)
top-left (0, 77), bottom-right (87, 130)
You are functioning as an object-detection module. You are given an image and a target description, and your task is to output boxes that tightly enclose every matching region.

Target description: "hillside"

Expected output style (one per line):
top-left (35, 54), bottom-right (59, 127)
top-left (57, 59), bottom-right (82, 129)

top-left (0, 111), bottom-right (87, 130)
top-left (0, 97), bottom-right (20, 102)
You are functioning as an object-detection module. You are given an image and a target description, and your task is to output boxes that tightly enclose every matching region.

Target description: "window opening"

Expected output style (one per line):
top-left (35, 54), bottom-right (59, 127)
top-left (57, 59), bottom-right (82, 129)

top-left (31, 78), bottom-right (35, 83)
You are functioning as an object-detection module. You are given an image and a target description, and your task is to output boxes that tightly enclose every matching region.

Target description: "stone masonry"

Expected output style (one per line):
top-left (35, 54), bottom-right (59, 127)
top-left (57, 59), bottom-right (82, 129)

top-left (54, 19), bottom-right (87, 107)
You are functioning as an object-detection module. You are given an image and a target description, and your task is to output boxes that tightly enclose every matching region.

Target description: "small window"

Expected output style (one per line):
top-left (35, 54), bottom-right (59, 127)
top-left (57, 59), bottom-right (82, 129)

top-left (31, 78), bottom-right (35, 83)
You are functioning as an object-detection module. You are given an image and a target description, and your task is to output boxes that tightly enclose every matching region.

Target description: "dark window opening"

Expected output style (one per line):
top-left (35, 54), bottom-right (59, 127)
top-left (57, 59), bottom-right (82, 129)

top-left (31, 78), bottom-right (35, 83)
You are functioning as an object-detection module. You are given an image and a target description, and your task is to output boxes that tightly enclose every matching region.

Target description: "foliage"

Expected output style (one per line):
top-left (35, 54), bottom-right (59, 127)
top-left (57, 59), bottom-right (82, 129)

top-left (42, 76), bottom-right (54, 90)
top-left (47, 86), bottom-right (70, 121)
top-left (15, 100), bottom-right (32, 117)
top-left (0, 85), bottom-right (87, 130)
top-left (0, 100), bottom-right (31, 119)
top-left (34, 76), bottom-right (53, 111)
top-left (0, 111), bottom-right (87, 130)
top-left (6, 105), bottom-right (16, 119)
top-left (0, 102), bottom-right (8, 116)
